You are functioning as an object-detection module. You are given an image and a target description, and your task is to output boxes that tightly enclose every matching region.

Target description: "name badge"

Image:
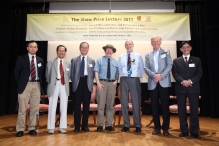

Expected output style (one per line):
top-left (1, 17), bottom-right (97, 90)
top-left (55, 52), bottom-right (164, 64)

top-left (66, 68), bottom-right (69, 71)
top-left (89, 64), bottom-right (93, 67)
top-left (38, 63), bottom-right (42, 67)
top-left (161, 54), bottom-right (166, 58)
top-left (189, 63), bottom-right (195, 67)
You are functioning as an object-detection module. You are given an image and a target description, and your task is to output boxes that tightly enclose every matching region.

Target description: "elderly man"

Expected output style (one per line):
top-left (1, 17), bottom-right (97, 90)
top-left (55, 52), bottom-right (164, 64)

top-left (94, 44), bottom-right (119, 132)
top-left (46, 45), bottom-right (71, 134)
top-left (118, 40), bottom-right (144, 133)
top-left (144, 36), bottom-right (172, 136)
top-left (70, 42), bottom-right (95, 132)
top-left (14, 40), bottom-right (44, 137)
top-left (172, 41), bottom-right (202, 138)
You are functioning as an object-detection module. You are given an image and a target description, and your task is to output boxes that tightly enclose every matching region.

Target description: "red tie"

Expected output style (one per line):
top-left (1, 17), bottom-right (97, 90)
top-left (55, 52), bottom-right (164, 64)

top-left (60, 60), bottom-right (65, 85)
top-left (185, 57), bottom-right (188, 65)
top-left (30, 56), bottom-right (36, 80)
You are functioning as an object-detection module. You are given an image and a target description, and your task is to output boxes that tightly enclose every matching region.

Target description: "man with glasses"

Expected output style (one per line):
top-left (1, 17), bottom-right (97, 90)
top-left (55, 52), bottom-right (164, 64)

top-left (46, 45), bottom-right (71, 134)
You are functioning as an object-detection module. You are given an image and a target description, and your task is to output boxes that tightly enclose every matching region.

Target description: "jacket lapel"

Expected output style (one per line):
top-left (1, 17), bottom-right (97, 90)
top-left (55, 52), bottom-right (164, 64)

top-left (25, 54), bottom-right (30, 70)
top-left (180, 56), bottom-right (186, 67)
top-left (53, 58), bottom-right (58, 74)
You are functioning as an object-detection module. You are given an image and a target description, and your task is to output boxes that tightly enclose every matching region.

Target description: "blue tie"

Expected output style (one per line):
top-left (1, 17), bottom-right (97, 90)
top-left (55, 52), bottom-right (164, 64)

top-left (80, 57), bottom-right (85, 77)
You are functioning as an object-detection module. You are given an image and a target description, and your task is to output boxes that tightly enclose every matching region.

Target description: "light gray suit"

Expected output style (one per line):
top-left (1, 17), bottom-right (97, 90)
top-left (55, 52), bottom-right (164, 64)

top-left (45, 57), bottom-right (71, 129)
top-left (46, 58), bottom-right (71, 96)
top-left (144, 48), bottom-right (172, 131)
top-left (145, 48), bottom-right (172, 90)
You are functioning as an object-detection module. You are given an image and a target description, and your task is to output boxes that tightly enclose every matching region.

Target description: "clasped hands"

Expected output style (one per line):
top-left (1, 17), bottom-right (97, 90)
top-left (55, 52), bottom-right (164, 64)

top-left (153, 74), bottom-right (162, 83)
top-left (182, 80), bottom-right (193, 87)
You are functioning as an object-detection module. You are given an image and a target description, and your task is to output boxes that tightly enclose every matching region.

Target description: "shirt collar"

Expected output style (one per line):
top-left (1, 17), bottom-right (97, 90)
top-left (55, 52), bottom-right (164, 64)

top-left (153, 48), bottom-right (160, 53)
top-left (81, 55), bottom-right (87, 59)
top-left (183, 54), bottom-right (190, 59)
top-left (28, 53), bottom-right (36, 58)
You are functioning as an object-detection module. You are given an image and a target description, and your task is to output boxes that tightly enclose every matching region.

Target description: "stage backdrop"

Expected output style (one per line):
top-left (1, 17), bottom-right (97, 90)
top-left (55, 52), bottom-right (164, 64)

top-left (26, 13), bottom-right (190, 41)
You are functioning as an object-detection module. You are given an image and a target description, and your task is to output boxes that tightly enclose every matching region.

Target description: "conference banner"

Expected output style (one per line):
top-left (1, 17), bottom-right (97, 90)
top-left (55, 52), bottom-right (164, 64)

top-left (26, 13), bottom-right (190, 41)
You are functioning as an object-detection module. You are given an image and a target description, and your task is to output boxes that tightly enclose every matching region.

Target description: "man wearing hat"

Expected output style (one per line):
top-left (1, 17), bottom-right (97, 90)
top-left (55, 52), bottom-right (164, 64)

top-left (94, 44), bottom-right (119, 132)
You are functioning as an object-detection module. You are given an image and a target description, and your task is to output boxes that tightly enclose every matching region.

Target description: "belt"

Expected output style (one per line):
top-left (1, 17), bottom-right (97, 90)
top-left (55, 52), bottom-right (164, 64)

top-left (99, 79), bottom-right (116, 82)
top-left (29, 80), bottom-right (40, 82)
top-left (80, 75), bottom-right (88, 78)
top-left (56, 78), bottom-right (60, 80)
top-left (121, 76), bottom-right (135, 78)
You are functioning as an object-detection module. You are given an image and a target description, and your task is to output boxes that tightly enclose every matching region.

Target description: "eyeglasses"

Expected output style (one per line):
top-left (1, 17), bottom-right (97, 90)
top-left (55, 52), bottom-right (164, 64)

top-left (181, 46), bottom-right (191, 49)
top-left (58, 50), bottom-right (66, 53)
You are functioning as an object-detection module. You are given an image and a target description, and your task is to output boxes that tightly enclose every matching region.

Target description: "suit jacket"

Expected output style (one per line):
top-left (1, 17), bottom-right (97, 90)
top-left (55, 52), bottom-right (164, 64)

top-left (144, 48), bottom-right (172, 90)
top-left (172, 56), bottom-right (202, 94)
top-left (70, 55), bottom-right (95, 92)
top-left (45, 58), bottom-right (71, 97)
top-left (14, 54), bottom-right (44, 94)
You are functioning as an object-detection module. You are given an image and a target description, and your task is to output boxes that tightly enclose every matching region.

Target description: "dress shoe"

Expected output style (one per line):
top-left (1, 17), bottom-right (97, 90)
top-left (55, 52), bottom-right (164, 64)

top-left (136, 127), bottom-right (141, 133)
top-left (97, 126), bottom-right (103, 132)
top-left (48, 129), bottom-right (54, 134)
top-left (105, 126), bottom-right (115, 131)
top-left (16, 131), bottom-right (23, 137)
top-left (74, 128), bottom-right (80, 132)
top-left (179, 132), bottom-right (189, 137)
top-left (163, 130), bottom-right (169, 136)
top-left (152, 129), bottom-right (161, 135)
top-left (191, 133), bottom-right (201, 138)
top-left (81, 127), bottom-right (89, 132)
top-left (58, 128), bottom-right (67, 134)
top-left (121, 127), bottom-right (130, 132)
top-left (29, 130), bottom-right (37, 135)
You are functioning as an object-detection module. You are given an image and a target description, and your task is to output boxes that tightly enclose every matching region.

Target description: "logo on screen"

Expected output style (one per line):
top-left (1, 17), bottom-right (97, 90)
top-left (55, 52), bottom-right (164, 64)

top-left (137, 16), bottom-right (141, 21)
top-left (145, 16), bottom-right (151, 22)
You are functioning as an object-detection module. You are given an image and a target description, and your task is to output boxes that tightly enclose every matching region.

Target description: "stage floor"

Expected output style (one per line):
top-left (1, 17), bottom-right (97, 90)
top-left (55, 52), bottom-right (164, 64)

top-left (0, 114), bottom-right (218, 146)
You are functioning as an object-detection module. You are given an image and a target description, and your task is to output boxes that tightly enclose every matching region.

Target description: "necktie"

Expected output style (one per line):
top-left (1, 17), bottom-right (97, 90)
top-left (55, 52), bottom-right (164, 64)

top-left (80, 57), bottom-right (85, 77)
top-left (30, 56), bottom-right (36, 80)
top-left (107, 58), bottom-right (111, 79)
top-left (185, 57), bottom-right (188, 65)
top-left (127, 53), bottom-right (131, 69)
top-left (60, 60), bottom-right (65, 85)
top-left (127, 53), bottom-right (132, 76)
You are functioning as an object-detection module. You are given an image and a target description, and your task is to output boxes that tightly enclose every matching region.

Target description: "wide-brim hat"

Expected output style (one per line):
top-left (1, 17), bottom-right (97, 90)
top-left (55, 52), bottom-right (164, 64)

top-left (102, 44), bottom-right (116, 53)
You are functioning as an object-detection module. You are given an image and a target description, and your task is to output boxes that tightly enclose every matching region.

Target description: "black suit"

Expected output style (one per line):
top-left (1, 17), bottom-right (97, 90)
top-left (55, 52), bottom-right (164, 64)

top-left (172, 56), bottom-right (202, 134)
top-left (14, 54), bottom-right (44, 94)
top-left (14, 54), bottom-right (44, 132)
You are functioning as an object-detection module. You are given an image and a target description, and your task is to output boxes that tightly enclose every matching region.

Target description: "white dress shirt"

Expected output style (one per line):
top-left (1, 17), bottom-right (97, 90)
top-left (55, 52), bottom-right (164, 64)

top-left (81, 55), bottom-right (88, 75)
top-left (57, 58), bottom-right (64, 79)
top-left (183, 54), bottom-right (190, 62)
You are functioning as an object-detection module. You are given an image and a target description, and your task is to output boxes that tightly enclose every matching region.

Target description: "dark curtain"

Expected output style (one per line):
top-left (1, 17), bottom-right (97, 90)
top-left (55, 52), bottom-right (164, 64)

top-left (175, 1), bottom-right (219, 117)
top-left (0, 2), bottom-right (49, 115)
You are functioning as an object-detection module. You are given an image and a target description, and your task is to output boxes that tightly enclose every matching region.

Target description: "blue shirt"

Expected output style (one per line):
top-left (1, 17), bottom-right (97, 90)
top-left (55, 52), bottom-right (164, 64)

top-left (118, 51), bottom-right (144, 77)
top-left (153, 48), bottom-right (160, 73)
top-left (94, 56), bottom-right (119, 80)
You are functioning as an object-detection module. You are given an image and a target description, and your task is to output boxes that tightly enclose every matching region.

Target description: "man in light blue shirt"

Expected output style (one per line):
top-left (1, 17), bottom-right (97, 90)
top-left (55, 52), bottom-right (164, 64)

top-left (94, 44), bottom-right (119, 132)
top-left (117, 40), bottom-right (144, 133)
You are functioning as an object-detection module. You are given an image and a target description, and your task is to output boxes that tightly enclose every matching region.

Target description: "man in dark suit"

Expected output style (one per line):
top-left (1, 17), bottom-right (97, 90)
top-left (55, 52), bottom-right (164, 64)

top-left (70, 42), bottom-right (95, 132)
top-left (172, 41), bottom-right (202, 138)
top-left (14, 40), bottom-right (44, 137)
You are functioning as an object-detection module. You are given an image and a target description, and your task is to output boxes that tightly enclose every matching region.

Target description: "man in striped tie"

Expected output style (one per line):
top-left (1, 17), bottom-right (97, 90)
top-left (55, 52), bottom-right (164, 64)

top-left (14, 40), bottom-right (44, 137)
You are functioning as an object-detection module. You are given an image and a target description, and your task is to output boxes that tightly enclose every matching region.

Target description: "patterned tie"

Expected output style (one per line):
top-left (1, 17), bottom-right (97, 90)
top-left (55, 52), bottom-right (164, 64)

top-left (127, 53), bottom-right (131, 69)
top-left (30, 56), bottom-right (36, 80)
top-left (185, 57), bottom-right (188, 65)
top-left (80, 57), bottom-right (85, 77)
top-left (127, 53), bottom-right (132, 76)
top-left (107, 58), bottom-right (111, 79)
top-left (60, 60), bottom-right (65, 85)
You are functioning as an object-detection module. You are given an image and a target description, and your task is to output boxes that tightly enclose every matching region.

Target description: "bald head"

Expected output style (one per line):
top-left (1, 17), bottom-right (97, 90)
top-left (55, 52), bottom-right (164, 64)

top-left (125, 40), bottom-right (134, 53)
